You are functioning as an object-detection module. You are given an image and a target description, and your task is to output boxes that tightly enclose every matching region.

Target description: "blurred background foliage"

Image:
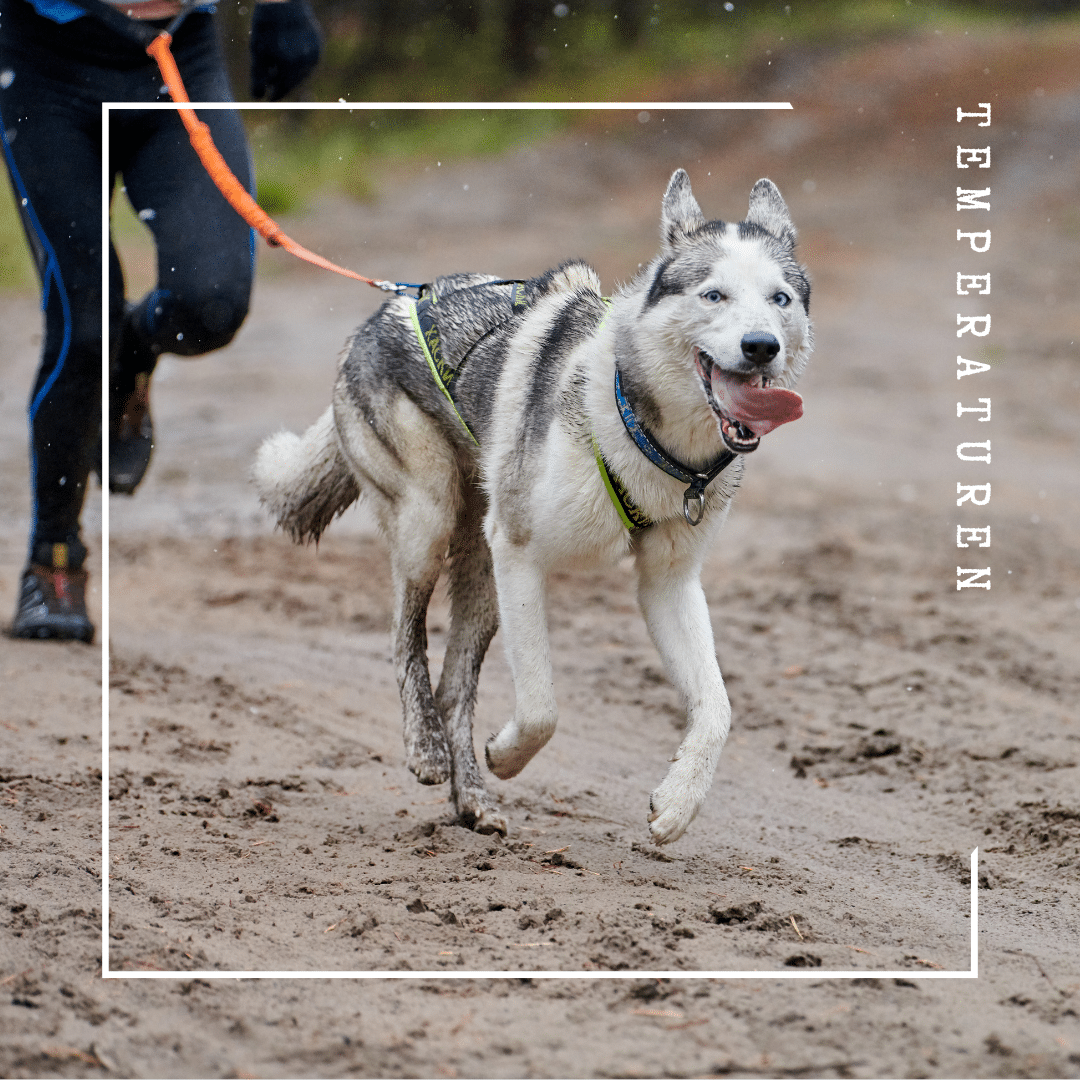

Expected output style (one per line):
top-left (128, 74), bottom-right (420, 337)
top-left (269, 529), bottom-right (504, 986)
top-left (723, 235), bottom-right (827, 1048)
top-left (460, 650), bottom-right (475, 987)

top-left (229, 0), bottom-right (1080, 218)
top-left (222, 0), bottom-right (1080, 103)
top-left (1, 0), bottom-right (1077, 291)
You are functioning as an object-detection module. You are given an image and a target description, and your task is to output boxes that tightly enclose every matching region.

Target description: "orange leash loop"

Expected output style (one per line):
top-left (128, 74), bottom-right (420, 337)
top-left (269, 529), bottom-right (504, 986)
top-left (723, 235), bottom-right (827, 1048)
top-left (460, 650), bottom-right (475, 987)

top-left (146, 34), bottom-right (387, 289)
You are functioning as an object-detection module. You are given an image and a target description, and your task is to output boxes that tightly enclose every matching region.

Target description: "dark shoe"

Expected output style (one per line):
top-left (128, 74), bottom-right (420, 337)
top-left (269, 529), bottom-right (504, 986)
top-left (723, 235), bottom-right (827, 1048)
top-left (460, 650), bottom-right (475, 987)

top-left (110, 370), bottom-right (153, 495)
top-left (11, 563), bottom-right (95, 643)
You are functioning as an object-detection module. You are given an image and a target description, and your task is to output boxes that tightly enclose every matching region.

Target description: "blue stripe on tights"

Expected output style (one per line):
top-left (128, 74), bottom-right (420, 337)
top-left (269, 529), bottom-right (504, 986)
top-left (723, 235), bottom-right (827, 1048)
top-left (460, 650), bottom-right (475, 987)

top-left (0, 107), bottom-right (75, 551)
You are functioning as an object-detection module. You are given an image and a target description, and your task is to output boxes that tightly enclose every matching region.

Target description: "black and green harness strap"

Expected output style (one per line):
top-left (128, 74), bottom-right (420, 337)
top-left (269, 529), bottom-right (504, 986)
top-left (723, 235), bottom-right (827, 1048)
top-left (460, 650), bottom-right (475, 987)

top-left (409, 281), bottom-right (655, 532)
top-left (409, 280), bottom-right (529, 447)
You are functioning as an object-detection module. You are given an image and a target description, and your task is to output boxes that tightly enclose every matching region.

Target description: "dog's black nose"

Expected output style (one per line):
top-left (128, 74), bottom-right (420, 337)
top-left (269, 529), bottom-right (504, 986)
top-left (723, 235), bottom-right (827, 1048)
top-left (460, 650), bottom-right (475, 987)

top-left (741, 331), bottom-right (780, 364)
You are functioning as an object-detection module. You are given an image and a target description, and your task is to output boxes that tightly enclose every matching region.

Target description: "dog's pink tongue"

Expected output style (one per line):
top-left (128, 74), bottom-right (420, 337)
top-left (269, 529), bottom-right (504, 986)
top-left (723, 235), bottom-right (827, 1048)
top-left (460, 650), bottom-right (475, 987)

top-left (711, 370), bottom-right (803, 436)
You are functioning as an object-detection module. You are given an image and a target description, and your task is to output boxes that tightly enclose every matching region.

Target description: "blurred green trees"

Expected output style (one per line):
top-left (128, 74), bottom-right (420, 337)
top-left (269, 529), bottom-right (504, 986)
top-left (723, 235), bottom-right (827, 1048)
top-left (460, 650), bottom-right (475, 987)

top-left (217, 0), bottom-right (1080, 104)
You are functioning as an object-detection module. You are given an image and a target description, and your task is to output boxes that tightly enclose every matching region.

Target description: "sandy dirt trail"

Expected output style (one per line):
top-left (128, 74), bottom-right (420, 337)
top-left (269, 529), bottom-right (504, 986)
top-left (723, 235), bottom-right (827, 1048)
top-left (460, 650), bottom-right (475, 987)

top-left (2, 23), bottom-right (1080, 1079)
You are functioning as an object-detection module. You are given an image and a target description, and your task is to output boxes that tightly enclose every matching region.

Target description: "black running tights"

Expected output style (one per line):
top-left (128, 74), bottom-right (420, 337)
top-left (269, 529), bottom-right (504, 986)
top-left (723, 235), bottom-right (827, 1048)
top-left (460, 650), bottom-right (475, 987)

top-left (0, 2), bottom-right (254, 567)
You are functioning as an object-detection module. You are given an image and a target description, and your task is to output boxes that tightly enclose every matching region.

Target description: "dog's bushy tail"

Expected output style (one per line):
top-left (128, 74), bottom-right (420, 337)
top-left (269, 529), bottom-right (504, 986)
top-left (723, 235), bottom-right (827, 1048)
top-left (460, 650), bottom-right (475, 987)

top-left (252, 407), bottom-right (360, 544)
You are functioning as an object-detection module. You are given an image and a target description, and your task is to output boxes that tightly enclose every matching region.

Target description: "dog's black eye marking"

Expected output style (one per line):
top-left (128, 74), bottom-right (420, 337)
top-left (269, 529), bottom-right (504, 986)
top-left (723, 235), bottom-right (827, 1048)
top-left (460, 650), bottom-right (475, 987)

top-left (702, 289), bottom-right (727, 303)
top-left (772, 291), bottom-right (791, 307)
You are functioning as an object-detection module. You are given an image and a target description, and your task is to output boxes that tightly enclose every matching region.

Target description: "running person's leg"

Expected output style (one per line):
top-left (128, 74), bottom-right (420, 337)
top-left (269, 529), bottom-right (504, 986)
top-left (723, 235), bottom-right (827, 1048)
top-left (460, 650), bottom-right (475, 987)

top-left (0, 10), bottom-right (107, 640)
top-left (110, 17), bottom-right (255, 493)
top-left (0, 6), bottom-right (251, 636)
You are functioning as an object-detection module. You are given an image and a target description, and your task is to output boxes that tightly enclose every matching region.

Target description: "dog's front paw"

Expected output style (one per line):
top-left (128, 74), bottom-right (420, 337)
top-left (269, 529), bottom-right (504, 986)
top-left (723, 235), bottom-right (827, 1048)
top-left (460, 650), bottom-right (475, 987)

top-left (484, 727), bottom-right (542, 780)
top-left (647, 776), bottom-right (703, 845)
top-left (647, 747), bottom-right (719, 844)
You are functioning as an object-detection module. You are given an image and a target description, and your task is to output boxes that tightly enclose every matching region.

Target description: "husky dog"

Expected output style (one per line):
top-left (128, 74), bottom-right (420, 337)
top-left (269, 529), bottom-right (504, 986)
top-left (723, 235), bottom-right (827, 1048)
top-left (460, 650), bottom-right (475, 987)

top-left (253, 170), bottom-right (812, 844)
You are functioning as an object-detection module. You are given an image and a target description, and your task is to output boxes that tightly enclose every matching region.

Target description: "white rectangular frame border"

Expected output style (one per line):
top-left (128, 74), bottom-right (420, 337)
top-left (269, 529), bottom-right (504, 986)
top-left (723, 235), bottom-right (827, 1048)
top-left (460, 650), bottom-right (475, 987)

top-left (101, 99), bottom-right (978, 983)
top-left (102, 849), bottom-right (979, 981)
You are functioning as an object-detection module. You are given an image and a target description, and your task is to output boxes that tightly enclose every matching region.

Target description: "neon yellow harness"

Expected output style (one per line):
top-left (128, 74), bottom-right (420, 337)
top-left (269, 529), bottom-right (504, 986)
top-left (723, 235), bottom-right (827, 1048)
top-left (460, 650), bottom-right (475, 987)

top-left (410, 287), bottom-right (651, 531)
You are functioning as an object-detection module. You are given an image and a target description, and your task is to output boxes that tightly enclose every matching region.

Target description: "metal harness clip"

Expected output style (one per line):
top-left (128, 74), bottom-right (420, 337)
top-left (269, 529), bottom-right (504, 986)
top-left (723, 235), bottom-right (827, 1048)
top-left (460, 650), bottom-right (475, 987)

top-left (683, 487), bottom-right (706, 527)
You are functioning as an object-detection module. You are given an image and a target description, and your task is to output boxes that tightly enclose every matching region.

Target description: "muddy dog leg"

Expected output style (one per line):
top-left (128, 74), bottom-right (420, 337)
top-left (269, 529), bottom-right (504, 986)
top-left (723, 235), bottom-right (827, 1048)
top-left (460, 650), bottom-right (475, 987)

top-left (484, 529), bottom-right (558, 780)
top-left (383, 493), bottom-right (457, 786)
top-left (434, 489), bottom-right (506, 835)
top-left (333, 376), bottom-right (462, 787)
top-left (636, 537), bottom-right (731, 844)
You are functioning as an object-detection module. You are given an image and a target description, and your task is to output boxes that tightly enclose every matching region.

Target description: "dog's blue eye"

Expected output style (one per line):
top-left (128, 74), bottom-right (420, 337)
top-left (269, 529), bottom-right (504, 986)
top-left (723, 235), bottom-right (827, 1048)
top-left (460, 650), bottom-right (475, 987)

top-left (703, 289), bottom-right (726, 303)
top-left (773, 291), bottom-right (791, 307)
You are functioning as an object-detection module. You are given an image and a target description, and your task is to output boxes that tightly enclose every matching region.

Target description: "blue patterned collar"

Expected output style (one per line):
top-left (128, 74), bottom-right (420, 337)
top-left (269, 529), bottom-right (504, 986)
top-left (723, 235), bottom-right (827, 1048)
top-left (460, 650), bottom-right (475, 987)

top-left (613, 366), bottom-right (736, 526)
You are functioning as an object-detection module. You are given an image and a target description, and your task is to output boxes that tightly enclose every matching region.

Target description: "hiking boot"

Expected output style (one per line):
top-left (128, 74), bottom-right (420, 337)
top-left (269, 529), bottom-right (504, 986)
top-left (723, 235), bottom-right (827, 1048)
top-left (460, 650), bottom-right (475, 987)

top-left (110, 370), bottom-right (154, 495)
top-left (11, 563), bottom-right (95, 643)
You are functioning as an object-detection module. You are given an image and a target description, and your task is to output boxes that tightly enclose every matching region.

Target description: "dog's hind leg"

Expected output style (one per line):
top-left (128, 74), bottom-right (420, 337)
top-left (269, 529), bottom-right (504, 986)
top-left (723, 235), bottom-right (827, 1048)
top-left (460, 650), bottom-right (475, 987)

top-left (483, 528), bottom-right (559, 780)
top-left (333, 378), bottom-right (460, 786)
top-left (383, 490), bottom-right (458, 787)
top-left (635, 532), bottom-right (731, 844)
top-left (435, 487), bottom-right (506, 835)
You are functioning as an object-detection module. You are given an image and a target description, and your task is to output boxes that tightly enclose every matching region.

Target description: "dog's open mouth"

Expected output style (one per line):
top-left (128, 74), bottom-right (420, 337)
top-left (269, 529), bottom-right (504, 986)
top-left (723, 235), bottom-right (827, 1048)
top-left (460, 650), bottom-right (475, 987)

top-left (693, 347), bottom-right (804, 454)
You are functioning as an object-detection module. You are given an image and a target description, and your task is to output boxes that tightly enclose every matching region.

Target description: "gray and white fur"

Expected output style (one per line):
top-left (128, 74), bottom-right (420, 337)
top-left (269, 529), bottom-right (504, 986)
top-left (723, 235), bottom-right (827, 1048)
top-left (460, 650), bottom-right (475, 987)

top-left (253, 170), bottom-right (813, 843)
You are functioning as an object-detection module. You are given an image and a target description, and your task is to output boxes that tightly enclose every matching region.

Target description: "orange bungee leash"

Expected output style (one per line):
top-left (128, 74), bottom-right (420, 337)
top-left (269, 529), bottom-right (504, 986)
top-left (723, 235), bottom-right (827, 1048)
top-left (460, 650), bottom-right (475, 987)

top-left (80, 0), bottom-right (414, 294)
top-left (145, 33), bottom-right (410, 292)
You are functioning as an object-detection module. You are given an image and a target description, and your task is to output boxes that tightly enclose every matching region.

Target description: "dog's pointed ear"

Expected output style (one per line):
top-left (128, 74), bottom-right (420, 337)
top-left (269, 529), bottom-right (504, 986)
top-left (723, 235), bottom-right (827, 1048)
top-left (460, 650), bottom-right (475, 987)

top-left (746, 179), bottom-right (797, 249)
top-left (661, 169), bottom-right (705, 252)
